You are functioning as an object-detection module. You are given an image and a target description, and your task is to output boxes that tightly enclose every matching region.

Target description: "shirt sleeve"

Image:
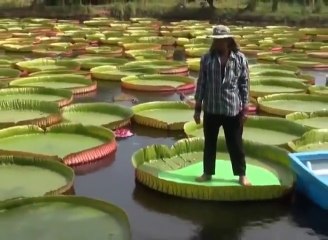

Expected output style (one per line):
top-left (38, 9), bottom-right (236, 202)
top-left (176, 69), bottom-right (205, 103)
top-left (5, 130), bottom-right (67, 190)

top-left (238, 55), bottom-right (249, 108)
top-left (194, 56), bottom-right (206, 103)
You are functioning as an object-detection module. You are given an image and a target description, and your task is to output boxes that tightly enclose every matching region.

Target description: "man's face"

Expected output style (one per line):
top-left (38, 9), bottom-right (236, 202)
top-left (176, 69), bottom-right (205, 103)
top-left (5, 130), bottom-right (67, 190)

top-left (212, 38), bottom-right (229, 53)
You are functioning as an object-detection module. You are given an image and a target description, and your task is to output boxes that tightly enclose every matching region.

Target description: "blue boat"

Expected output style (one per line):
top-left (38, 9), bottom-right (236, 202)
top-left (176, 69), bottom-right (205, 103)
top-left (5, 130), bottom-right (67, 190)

top-left (289, 151), bottom-right (328, 210)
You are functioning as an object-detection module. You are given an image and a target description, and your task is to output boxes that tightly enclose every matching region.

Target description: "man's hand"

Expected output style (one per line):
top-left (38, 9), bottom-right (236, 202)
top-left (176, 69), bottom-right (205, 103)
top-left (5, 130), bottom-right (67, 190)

top-left (194, 111), bottom-right (201, 124)
top-left (241, 106), bottom-right (248, 126)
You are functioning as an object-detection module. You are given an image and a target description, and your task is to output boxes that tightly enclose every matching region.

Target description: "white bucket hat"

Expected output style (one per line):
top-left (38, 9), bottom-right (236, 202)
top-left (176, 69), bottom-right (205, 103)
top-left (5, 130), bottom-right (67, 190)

top-left (208, 25), bottom-right (234, 39)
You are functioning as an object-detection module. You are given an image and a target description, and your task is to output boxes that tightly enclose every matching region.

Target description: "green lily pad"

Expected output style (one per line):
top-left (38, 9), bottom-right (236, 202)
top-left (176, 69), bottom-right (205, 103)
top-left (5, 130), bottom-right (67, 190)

top-left (258, 93), bottom-right (328, 116)
top-left (184, 116), bottom-right (307, 146)
top-left (0, 196), bottom-right (131, 240)
top-left (288, 129), bottom-right (328, 152)
top-left (286, 110), bottom-right (328, 130)
top-left (132, 137), bottom-right (294, 201)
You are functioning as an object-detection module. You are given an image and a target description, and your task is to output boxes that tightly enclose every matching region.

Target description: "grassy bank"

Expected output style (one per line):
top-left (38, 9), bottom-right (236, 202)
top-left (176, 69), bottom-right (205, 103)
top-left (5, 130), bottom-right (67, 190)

top-left (0, 0), bottom-right (327, 27)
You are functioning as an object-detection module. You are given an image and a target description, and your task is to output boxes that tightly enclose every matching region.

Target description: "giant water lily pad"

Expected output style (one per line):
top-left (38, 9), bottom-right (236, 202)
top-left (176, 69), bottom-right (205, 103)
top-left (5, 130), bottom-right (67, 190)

top-left (0, 87), bottom-right (73, 107)
top-left (308, 85), bottom-right (328, 96)
top-left (85, 46), bottom-right (123, 56)
top-left (132, 101), bottom-right (193, 130)
top-left (75, 56), bottom-right (129, 70)
top-left (121, 74), bottom-right (195, 92)
top-left (258, 93), bottom-right (328, 116)
top-left (286, 111), bottom-right (328, 130)
top-left (250, 79), bottom-right (308, 97)
top-left (90, 65), bottom-right (156, 81)
top-left (288, 129), bottom-right (328, 152)
top-left (15, 58), bottom-right (80, 73)
top-left (132, 137), bottom-right (294, 201)
top-left (0, 100), bottom-right (61, 128)
top-left (0, 155), bottom-right (73, 201)
top-left (0, 68), bottom-right (20, 81)
top-left (125, 49), bottom-right (172, 60)
top-left (0, 123), bottom-right (117, 165)
top-left (9, 74), bottom-right (96, 94)
top-left (61, 102), bottom-right (133, 129)
top-left (0, 196), bottom-right (131, 240)
top-left (184, 116), bottom-right (307, 146)
top-left (123, 60), bottom-right (189, 75)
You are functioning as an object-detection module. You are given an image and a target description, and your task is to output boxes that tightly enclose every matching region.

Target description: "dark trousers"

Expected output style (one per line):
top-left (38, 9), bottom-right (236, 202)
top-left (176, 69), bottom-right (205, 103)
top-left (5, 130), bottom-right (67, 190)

top-left (203, 112), bottom-right (246, 176)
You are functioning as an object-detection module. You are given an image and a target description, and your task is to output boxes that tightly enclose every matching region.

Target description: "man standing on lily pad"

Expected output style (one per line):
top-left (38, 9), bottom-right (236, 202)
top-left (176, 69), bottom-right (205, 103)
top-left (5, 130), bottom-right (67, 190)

top-left (193, 25), bottom-right (251, 186)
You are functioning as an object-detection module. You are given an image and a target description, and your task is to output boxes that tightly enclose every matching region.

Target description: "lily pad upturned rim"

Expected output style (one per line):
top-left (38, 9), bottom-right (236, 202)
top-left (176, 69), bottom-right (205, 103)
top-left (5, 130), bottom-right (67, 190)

top-left (288, 129), bottom-right (328, 152)
top-left (0, 99), bottom-right (61, 128)
top-left (0, 155), bottom-right (74, 201)
top-left (0, 123), bottom-right (117, 166)
top-left (184, 115), bottom-right (308, 147)
top-left (132, 137), bottom-right (294, 201)
top-left (61, 102), bottom-right (134, 129)
top-left (121, 74), bottom-right (195, 92)
top-left (0, 87), bottom-right (73, 107)
top-left (132, 101), bottom-right (193, 130)
top-left (8, 74), bottom-right (97, 95)
top-left (0, 195), bottom-right (131, 240)
top-left (257, 93), bottom-right (328, 116)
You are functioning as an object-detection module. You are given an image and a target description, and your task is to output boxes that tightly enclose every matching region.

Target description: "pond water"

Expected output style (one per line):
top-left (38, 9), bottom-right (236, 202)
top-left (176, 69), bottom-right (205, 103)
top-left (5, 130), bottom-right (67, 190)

top-left (3, 50), bottom-right (328, 240)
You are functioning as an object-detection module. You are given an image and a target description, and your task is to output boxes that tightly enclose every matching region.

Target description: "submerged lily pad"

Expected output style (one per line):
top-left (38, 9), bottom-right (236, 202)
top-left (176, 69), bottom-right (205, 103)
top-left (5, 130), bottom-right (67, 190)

top-left (132, 137), bottom-right (294, 201)
top-left (132, 101), bottom-right (194, 130)
top-left (286, 110), bottom-right (328, 130)
top-left (288, 129), bottom-right (328, 152)
top-left (0, 196), bottom-right (131, 240)
top-left (0, 155), bottom-right (73, 201)
top-left (258, 93), bottom-right (328, 116)
top-left (184, 116), bottom-right (307, 146)
top-left (61, 102), bottom-right (133, 129)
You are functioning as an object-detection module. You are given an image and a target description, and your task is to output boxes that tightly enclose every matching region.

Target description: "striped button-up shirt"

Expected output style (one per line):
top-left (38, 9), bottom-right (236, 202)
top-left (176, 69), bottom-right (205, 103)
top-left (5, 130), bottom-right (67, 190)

top-left (194, 50), bottom-right (249, 116)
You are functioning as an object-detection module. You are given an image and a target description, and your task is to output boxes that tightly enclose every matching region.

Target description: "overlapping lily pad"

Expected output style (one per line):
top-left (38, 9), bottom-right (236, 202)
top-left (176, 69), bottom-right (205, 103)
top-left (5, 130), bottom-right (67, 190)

top-left (0, 123), bottom-right (117, 165)
top-left (61, 102), bottom-right (133, 129)
top-left (0, 87), bottom-right (73, 107)
top-left (0, 196), bottom-right (131, 240)
top-left (286, 110), bottom-right (328, 130)
top-left (184, 116), bottom-right (307, 146)
top-left (132, 101), bottom-right (193, 130)
top-left (9, 74), bottom-right (97, 94)
top-left (0, 155), bottom-right (73, 201)
top-left (258, 93), bottom-right (328, 116)
top-left (132, 137), bottom-right (294, 201)
top-left (75, 56), bottom-right (129, 70)
top-left (121, 74), bottom-right (195, 92)
top-left (288, 129), bottom-right (328, 152)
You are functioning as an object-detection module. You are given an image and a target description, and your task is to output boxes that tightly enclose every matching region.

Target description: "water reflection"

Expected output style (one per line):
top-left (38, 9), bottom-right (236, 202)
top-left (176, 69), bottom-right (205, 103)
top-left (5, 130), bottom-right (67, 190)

top-left (133, 183), bottom-right (290, 240)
